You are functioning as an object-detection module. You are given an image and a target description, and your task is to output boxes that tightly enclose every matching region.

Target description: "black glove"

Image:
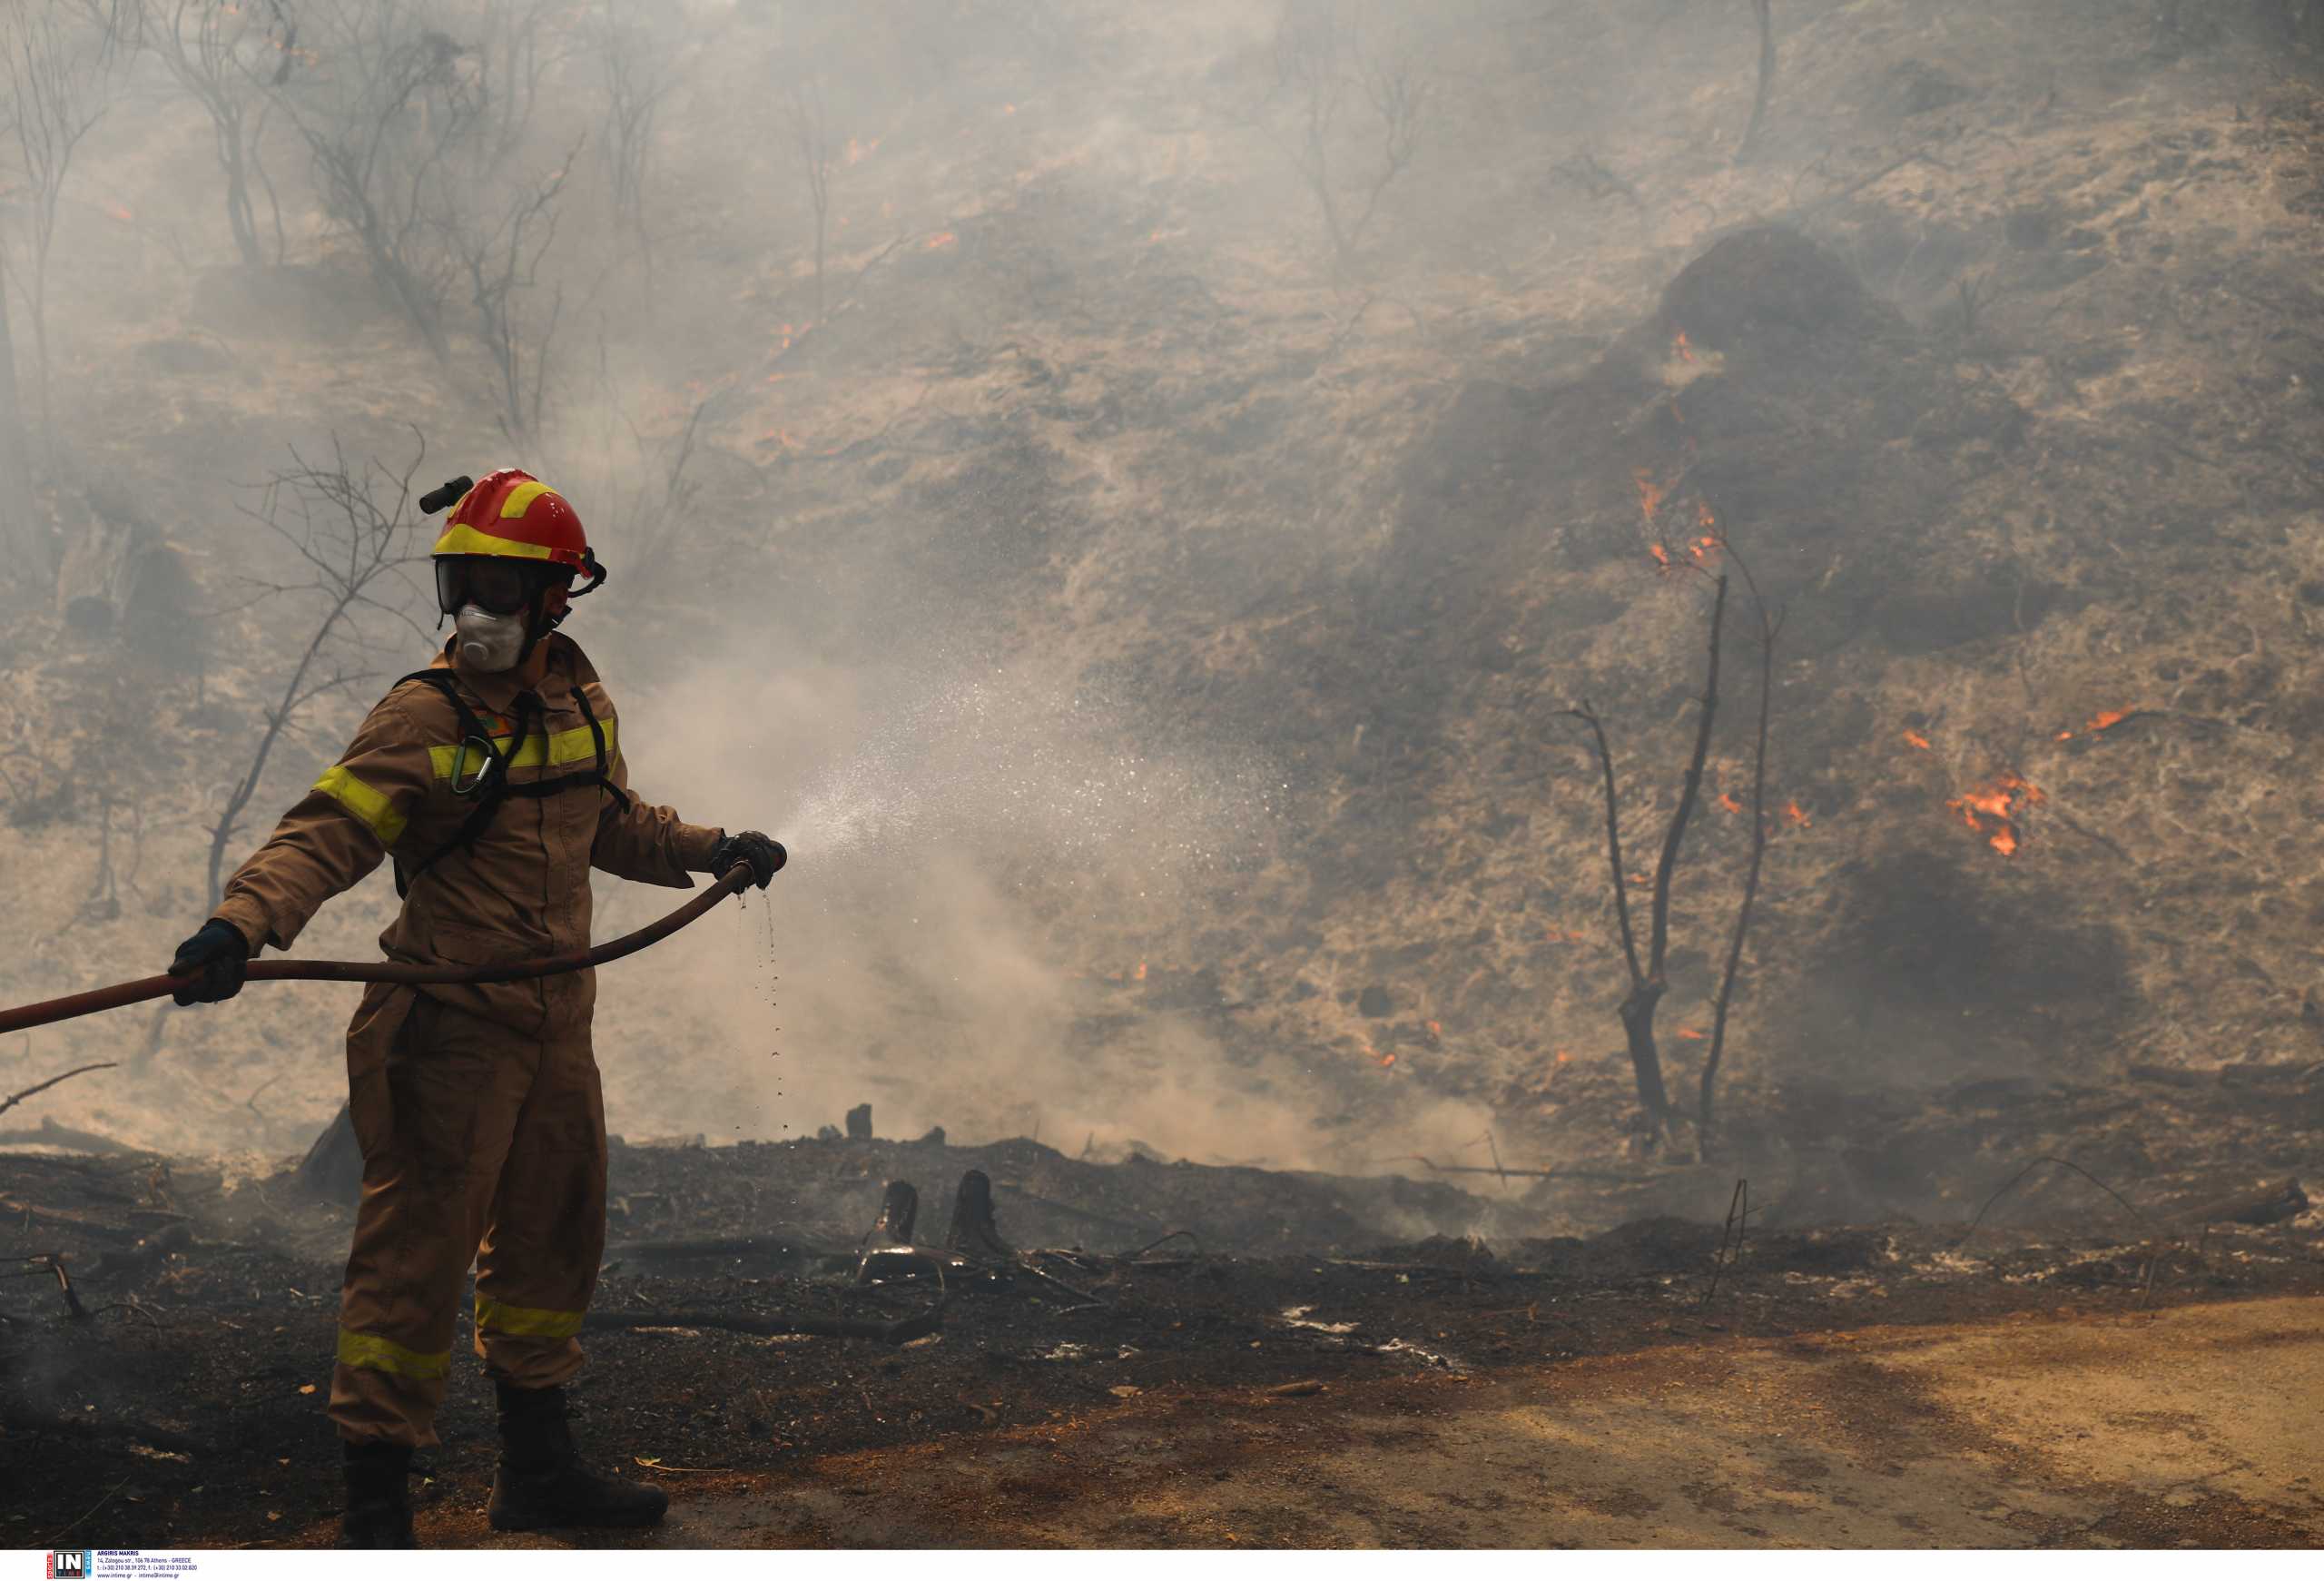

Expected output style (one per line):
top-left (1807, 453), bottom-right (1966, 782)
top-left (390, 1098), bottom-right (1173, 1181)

top-left (708, 830), bottom-right (785, 889)
top-left (169, 919), bottom-right (251, 1005)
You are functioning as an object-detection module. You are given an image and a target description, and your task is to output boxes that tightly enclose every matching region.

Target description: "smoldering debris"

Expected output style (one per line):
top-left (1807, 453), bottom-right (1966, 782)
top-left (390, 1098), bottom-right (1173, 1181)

top-left (4, 1127), bottom-right (2318, 1545)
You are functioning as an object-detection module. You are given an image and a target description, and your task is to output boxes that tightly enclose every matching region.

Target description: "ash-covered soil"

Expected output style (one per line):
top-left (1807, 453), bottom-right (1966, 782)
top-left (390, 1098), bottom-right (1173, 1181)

top-left (4, 1122), bottom-right (2317, 1548)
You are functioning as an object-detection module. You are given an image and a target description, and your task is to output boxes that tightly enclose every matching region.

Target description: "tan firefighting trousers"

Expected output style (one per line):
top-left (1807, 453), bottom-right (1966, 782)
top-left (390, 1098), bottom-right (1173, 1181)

top-left (326, 990), bottom-right (609, 1447)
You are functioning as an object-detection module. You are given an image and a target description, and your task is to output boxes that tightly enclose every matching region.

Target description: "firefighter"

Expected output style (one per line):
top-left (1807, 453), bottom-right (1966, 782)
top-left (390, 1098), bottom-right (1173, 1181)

top-left (167, 469), bottom-right (783, 1546)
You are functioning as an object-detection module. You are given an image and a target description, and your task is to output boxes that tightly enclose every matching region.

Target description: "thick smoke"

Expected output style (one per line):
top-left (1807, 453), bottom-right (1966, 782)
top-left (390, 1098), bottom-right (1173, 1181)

top-left (4, 0), bottom-right (2317, 1182)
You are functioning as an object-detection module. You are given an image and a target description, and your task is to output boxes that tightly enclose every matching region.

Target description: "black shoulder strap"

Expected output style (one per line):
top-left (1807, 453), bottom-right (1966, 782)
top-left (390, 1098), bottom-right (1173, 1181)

top-left (389, 668), bottom-right (632, 895)
top-left (390, 669), bottom-right (522, 895)
top-left (571, 682), bottom-right (633, 815)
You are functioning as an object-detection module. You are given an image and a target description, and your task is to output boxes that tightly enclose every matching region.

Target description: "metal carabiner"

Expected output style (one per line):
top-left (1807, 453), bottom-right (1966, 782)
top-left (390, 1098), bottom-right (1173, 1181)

top-left (449, 736), bottom-right (501, 798)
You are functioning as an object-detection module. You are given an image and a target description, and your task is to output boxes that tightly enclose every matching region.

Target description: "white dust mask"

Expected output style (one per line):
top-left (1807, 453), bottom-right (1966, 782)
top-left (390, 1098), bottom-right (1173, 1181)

top-left (454, 604), bottom-right (528, 672)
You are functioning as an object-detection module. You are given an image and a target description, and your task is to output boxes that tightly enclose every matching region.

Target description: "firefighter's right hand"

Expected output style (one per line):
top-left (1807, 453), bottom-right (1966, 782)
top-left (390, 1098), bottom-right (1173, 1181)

top-left (709, 830), bottom-right (785, 889)
top-left (169, 919), bottom-right (251, 1005)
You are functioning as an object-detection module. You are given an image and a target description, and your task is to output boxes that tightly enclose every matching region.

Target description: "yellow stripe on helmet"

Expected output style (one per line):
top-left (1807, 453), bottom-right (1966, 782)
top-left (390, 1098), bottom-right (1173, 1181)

top-left (497, 480), bottom-right (560, 519)
top-left (430, 521), bottom-right (557, 560)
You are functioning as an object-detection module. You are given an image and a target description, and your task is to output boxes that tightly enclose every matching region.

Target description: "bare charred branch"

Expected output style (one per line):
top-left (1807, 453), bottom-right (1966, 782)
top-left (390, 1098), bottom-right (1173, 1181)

top-left (1559, 703), bottom-right (1645, 988)
top-left (1959, 1156), bottom-right (2150, 1249)
top-left (1738, 0), bottom-right (1775, 162)
top-left (785, 74), bottom-right (834, 321)
top-left (200, 436), bottom-right (428, 916)
top-left (1649, 573), bottom-right (1728, 983)
top-left (0, 1061), bottom-right (116, 1119)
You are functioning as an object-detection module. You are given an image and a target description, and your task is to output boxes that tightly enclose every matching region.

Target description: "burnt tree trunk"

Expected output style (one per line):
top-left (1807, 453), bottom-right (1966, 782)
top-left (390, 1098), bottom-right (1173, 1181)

top-left (869, 1179), bottom-right (919, 1243)
top-left (1617, 983), bottom-right (1674, 1118)
top-left (0, 279), bottom-right (42, 597)
top-left (296, 1101), bottom-right (363, 1203)
top-left (1738, 0), bottom-right (1776, 162)
top-left (54, 502), bottom-right (155, 635)
top-left (1699, 565), bottom-right (1779, 1158)
top-left (946, 1169), bottom-right (1015, 1260)
top-left (1569, 575), bottom-right (1729, 1129)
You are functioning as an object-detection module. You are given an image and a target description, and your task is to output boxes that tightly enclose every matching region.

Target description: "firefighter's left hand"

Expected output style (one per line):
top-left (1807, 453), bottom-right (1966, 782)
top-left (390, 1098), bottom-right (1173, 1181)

top-left (709, 830), bottom-right (785, 889)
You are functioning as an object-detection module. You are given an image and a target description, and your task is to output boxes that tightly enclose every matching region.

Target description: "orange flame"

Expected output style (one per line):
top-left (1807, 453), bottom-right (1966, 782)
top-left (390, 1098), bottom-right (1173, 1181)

top-left (1377, 1050), bottom-right (1396, 1069)
top-left (1672, 329), bottom-right (1696, 364)
top-left (105, 204), bottom-right (133, 223)
top-left (1133, 961), bottom-right (1147, 982)
top-left (1649, 543), bottom-right (1673, 570)
top-left (1696, 501), bottom-right (1717, 532)
top-left (1784, 800), bottom-right (1811, 827)
top-left (1903, 728), bottom-right (1932, 750)
top-left (1717, 790), bottom-right (1742, 814)
top-left (925, 231), bottom-right (957, 250)
top-left (2056, 707), bottom-right (2136, 742)
top-left (843, 136), bottom-right (881, 165)
top-left (1675, 1027), bottom-right (1705, 1041)
top-left (1634, 469), bottom-right (1667, 525)
top-left (1554, 1049), bottom-right (1572, 1064)
top-left (1947, 770), bottom-right (2044, 856)
top-left (1425, 1020), bottom-right (1443, 1038)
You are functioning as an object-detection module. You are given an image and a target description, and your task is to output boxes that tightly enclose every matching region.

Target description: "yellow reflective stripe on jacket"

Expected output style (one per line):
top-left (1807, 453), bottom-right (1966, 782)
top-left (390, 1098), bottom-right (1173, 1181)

top-left (426, 719), bottom-right (616, 782)
top-left (312, 765), bottom-right (409, 846)
top-left (475, 1295), bottom-right (586, 1339)
top-left (336, 1327), bottom-right (451, 1378)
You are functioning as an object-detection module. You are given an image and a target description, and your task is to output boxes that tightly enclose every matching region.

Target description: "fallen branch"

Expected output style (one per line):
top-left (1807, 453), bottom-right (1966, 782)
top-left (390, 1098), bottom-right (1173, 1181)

top-left (2168, 1178), bottom-right (2308, 1231)
top-left (991, 1181), bottom-right (1160, 1239)
top-left (0, 1200), bottom-right (154, 1243)
top-left (584, 1302), bottom-right (943, 1346)
top-left (1389, 1155), bottom-right (1648, 1183)
top-left (0, 1119), bottom-right (141, 1154)
top-left (1114, 1229), bottom-right (1202, 1260)
top-left (5, 1408), bottom-right (205, 1456)
top-left (604, 1234), bottom-right (820, 1267)
top-left (0, 1062), bottom-right (116, 1119)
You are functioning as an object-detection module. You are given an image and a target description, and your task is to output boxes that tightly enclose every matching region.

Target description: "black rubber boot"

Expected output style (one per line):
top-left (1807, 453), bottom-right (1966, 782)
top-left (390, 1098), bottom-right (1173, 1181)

top-left (341, 1440), bottom-right (417, 1548)
top-left (487, 1382), bottom-right (669, 1532)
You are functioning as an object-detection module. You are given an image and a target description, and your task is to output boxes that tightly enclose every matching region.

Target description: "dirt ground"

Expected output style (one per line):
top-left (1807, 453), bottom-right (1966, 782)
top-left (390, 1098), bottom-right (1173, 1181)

top-left (390, 1295), bottom-right (2324, 1549)
top-left (5, 1133), bottom-right (2319, 1549)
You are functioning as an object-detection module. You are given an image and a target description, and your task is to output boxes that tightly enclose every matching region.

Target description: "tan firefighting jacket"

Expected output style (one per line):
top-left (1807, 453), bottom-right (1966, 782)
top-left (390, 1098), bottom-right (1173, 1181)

top-left (212, 633), bottom-right (721, 1048)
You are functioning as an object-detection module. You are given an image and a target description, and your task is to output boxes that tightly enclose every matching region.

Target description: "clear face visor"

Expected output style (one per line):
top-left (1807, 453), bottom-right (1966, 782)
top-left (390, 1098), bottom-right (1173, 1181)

top-left (434, 556), bottom-right (542, 617)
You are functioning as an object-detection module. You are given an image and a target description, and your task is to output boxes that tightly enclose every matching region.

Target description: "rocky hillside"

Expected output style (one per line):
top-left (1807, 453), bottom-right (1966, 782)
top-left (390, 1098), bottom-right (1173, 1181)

top-left (1, 0), bottom-right (2320, 1191)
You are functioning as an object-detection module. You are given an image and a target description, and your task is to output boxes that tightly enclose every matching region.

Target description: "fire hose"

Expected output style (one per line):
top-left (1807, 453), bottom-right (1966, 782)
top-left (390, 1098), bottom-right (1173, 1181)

top-left (0, 855), bottom-right (778, 1037)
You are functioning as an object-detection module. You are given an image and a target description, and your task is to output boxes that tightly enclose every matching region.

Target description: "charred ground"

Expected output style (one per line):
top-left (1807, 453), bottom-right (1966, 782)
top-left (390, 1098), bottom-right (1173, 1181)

top-left (4, 1094), bottom-right (2319, 1546)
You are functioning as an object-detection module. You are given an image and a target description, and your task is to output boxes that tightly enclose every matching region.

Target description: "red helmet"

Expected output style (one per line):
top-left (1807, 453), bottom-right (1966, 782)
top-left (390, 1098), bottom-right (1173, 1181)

top-left (430, 469), bottom-right (593, 576)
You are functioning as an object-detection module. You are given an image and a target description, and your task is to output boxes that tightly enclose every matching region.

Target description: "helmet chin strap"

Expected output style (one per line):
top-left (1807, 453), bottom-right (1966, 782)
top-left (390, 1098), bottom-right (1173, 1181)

top-left (517, 577), bottom-right (576, 665)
